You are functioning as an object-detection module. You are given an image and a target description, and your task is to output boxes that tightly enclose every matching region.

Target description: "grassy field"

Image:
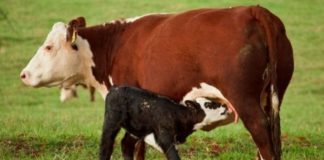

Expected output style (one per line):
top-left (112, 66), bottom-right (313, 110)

top-left (0, 0), bottom-right (323, 159)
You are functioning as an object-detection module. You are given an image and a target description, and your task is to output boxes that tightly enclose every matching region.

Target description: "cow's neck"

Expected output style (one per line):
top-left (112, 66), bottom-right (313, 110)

top-left (78, 21), bottom-right (129, 98)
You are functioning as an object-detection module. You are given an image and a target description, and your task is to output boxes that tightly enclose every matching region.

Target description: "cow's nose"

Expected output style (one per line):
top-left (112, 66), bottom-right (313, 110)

top-left (20, 70), bottom-right (30, 80)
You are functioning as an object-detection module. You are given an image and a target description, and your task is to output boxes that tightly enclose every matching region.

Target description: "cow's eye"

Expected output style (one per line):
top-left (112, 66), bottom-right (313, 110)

top-left (204, 102), bottom-right (221, 109)
top-left (71, 44), bottom-right (78, 51)
top-left (45, 45), bottom-right (52, 51)
top-left (204, 102), bottom-right (212, 108)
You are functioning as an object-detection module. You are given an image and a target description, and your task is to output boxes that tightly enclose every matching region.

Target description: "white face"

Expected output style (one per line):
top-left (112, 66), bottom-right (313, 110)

top-left (20, 22), bottom-right (93, 88)
top-left (193, 97), bottom-right (228, 130)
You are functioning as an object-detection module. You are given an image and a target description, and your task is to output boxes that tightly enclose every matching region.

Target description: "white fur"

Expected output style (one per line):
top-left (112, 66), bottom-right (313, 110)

top-left (21, 22), bottom-right (108, 98)
top-left (271, 85), bottom-right (279, 115)
top-left (108, 75), bottom-right (114, 85)
top-left (125, 16), bottom-right (143, 23)
top-left (181, 82), bottom-right (238, 123)
top-left (181, 83), bottom-right (227, 105)
top-left (193, 97), bottom-right (228, 130)
top-left (259, 152), bottom-right (265, 160)
top-left (125, 13), bottom-right (169, 23)
top-left (144, 133), bottom-right (163, 153)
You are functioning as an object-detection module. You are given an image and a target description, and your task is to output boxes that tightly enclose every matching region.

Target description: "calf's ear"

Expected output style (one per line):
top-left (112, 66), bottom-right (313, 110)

top-left (185, 100), bottom-right (199, 108)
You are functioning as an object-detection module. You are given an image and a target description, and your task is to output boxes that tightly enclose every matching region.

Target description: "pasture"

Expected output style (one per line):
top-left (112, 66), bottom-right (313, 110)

top-left (0, 0), bottom-right (323, 159)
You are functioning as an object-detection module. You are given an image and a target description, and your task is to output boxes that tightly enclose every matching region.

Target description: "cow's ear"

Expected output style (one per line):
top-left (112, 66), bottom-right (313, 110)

top-left (66, 17), bottom-right (86, 46)
top-left (69, 17), bottom-right (86, 28)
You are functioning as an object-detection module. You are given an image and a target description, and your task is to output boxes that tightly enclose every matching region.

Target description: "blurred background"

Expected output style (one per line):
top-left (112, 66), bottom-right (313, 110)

top-left (0, 0), bottom-right (323, 159)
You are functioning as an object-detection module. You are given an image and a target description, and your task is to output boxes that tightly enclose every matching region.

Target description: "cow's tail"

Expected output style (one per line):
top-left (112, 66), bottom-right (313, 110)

top-left (251, 6), bottom-right (285, 159)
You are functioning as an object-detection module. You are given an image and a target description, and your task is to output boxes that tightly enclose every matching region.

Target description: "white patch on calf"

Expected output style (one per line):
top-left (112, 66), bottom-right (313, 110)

top-left (144, 133), bottom-right (163, 153)
top-left (141, 101), bottom-right (150, 109)
top-left (193, 97), bottom-right (228, 130)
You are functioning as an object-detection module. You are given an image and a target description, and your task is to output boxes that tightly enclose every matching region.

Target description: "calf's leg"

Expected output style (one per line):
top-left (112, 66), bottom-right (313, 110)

top-left (121, 132), bottom-right (139, 160)
top-left (99, 124), bottom-right (120, 160)
top-left (134, 140), bottom-right (146, 160)
top-left (100, 109), bottom-right (123, 160)
top-left (156, 132), bottom-right (180, 160)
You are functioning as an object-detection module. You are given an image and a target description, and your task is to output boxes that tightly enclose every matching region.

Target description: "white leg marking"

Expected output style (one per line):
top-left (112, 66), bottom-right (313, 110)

top-left (144, 133), bottom-right (163, 153)
top-left (271, 85), bottom-right (279, 114)
top-left (259, 152), bottom-right (265, 160)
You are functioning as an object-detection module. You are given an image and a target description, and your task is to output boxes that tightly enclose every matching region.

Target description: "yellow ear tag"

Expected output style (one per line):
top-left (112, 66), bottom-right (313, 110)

top-left (71, 29), bottom-right (77, 44)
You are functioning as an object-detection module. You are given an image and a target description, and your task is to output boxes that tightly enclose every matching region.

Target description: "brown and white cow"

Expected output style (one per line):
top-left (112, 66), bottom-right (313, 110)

top-left (20, 6), bottom-right (293, 160)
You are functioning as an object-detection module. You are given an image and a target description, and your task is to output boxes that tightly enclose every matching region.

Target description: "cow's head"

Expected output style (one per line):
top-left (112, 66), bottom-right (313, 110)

top-left (20, 17), bottom-right (94, 88)
top-left (193, 97), bottom-right (229, 131)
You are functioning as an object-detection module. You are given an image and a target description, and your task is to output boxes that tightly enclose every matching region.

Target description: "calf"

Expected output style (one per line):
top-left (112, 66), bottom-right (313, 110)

top-left (100, 85), bottom-right (231, 160)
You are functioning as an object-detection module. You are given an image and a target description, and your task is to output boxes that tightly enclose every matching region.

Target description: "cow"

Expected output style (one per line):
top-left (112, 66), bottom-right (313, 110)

top-left (20, 5), bottom-right (294, 160)
top-left (100, 84), bottom-right (232, 160)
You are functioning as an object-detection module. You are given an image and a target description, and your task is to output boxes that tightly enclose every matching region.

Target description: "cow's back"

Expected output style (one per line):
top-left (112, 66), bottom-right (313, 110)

top-left (113, 6), bottom-right (292, 103)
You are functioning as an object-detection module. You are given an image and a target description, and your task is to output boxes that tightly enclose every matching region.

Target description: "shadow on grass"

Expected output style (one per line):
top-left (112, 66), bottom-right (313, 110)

top-left (0, 134), bottom-right (97, 158)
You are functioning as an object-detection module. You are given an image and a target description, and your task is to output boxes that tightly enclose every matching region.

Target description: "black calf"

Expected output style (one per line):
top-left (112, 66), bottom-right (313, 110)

top-left (99, 86), bottom-right (229, 160)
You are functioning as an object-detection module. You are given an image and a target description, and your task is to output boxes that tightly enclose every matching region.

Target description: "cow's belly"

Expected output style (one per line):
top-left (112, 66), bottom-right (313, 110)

top-left (136, 55), bottom-right (224, 102)
top-left (136, 41), bottom-right (267, 102)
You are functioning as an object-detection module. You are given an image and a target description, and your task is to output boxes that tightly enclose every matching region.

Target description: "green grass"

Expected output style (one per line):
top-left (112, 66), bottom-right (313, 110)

top-left (0, 0), bottom-right (323, 159)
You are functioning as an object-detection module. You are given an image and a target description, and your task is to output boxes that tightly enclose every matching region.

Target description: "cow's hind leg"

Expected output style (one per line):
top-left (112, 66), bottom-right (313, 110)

top-left (233, 98), bottom-right (275, 160)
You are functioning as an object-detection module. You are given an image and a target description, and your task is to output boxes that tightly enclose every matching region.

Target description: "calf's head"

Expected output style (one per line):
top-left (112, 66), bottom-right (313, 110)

top-left (20, 17), bottom-right (93, 88)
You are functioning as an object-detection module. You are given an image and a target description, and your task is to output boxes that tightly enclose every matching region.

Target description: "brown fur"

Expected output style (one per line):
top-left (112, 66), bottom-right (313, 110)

top-left (75, 21), bottom-right (129, 88)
